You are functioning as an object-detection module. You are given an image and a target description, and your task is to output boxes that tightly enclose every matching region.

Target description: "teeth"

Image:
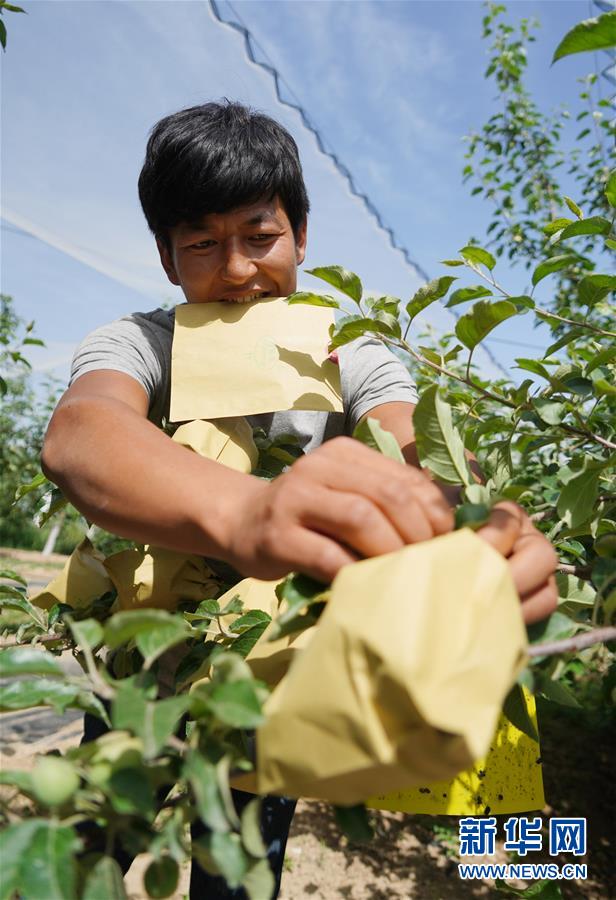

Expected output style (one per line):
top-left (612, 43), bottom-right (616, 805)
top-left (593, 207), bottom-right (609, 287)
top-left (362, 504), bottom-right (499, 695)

top-left (225, 293), bottom-right (266, 303)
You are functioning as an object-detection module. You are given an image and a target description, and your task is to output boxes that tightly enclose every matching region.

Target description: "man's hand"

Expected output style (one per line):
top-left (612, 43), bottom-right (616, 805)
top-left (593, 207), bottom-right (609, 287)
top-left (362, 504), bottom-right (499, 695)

top-left (476, 502), bottom-right (558, 624)
top-left (224, 436), bottom-right (454, 582)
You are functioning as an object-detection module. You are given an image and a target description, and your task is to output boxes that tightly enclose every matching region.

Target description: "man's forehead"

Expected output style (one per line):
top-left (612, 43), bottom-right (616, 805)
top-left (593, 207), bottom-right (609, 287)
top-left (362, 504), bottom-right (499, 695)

top-left (187, 200), bottom-right (284, 231)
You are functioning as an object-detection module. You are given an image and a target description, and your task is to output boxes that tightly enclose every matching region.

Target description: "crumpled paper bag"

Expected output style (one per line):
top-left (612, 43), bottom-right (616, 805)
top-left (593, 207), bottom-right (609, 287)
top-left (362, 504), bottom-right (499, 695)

top-left (250, 529), bottom-right (529, 805)
top-left (103, 546), bottom-right (219, 612)
top-left (172, 416), bottom-right (258, 473)
top-left (29, 538), bottom-right (112, 610)
top-left (368, 689), bottom-right (544, 815)
top-left (170, 298), bottom-right (342, 422)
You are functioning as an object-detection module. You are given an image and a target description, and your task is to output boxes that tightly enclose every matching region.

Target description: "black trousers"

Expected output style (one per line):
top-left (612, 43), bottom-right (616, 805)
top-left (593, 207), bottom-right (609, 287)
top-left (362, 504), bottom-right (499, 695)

top-left (80, 712), bottom-right (296, 899)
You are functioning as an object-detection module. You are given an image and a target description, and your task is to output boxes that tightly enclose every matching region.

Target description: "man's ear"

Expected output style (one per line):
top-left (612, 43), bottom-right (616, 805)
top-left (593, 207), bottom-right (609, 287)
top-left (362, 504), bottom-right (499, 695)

top-left (156, 237), bottom-right (181, 286)
top-left (295, 220), bottom-right (308, 266)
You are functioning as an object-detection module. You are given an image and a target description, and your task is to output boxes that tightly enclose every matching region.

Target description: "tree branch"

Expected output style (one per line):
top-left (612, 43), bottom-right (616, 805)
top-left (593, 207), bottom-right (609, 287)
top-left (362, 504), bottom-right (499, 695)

top-left (527, 626), bottom-right (616, 658)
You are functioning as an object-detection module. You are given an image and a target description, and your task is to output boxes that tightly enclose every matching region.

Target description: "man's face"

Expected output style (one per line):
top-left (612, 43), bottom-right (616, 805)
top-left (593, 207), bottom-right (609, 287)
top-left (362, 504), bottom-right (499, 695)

top-left (157, 196), bottom-right (307, 304)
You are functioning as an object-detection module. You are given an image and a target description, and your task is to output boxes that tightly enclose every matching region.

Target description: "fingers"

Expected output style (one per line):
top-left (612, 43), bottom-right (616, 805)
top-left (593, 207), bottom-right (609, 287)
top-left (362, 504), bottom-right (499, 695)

top-left (476, 501), bottom-right (558, 624)
top-left (507, 525), bottom-right (559, 599)
top-left (476, 501), bottom-right (524, 557)
top-left (296, 438), bottom-right (454, 544)
top-left (518, 575), bottom-right (558, 624)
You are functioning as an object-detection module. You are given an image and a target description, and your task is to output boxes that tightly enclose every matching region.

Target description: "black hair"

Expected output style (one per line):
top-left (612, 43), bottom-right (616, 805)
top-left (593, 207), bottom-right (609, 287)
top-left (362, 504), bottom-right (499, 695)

top-left (138, 100), bottom-right (309, 244)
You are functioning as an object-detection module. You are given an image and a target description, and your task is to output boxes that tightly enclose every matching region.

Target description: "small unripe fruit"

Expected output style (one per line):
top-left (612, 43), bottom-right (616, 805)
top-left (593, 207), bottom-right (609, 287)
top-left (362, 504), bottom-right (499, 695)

top-left (31, 755), bottom-right (79, 807)
top-left (144, 856), bottom-right (179, 899)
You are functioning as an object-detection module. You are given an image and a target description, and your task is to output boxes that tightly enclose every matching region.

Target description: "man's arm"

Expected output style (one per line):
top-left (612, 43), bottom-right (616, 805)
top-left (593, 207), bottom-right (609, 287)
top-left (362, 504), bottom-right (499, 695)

top-left (42, 373), bottom-right (454, 584)
top-left (357, 401), bottom-right (558, 623)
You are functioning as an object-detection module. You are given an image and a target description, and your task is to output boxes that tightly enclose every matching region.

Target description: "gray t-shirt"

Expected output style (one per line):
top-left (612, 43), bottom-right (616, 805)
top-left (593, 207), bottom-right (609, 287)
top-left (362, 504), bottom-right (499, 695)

top-left (70, 307), bottom-right (418, 450)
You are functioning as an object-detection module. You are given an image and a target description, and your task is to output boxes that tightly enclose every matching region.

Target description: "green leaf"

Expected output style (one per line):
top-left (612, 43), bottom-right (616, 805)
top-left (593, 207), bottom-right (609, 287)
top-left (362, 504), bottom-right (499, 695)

top-left (231, 623), bottom-right (271, 658)
top-left (578, 273), bottom-right (616, 306)
top-left (286, 291), bottom-right (339, 309)
top-left (445, 285), bottom-right (493, 307)
top-left (242, 859), bottom-right (276, 900)
top-left (0, 19), bottom-right (6, 51)
top-left (0, 568), bottom-right (27, 587)
top-left (12, 471), bottom-right (47, 503)
top-left (556, 574), bottom-right (596, 609)
top-left (594, 378), bottom-right (616, 397)
top-left (543, 217), bottom-right (574, 235)
top-left (454, 503), bottom-right (490, 531)
top-left (306, 265), bottom-right (362, 303)
top-left (605, 238), bottom-right (616, 252)
top-left (413, 385), bottom-right (473, 486)
top-left (557, 216), bottom-right (611, 240)
top-left (0, 646), bottom-right (63, 677)
top-left (241, 797), bottom-right (267, 858)
top-left (0, 821), bottom-right (79, 899)
top-left (459, 245), bottom-right (496, 270)
top-left (552, 10), bottom-right (616, 63)
top-left (109, 766), bottom-right (155, 817)
top-left (514, 358), bottom-right (554, 381)
top-left (0, 769), bottom-right (34, 793)
top-left (206, 680), bottom-right (265, 729)
top-left (406, 276), bottom-right (457, 323)
top-left (194, 831), bottom-right (250, 889)
top-left (0, 593), bottom-right (46, 627)
top-left (455, 299), bottom-right (518, 350)
top-left (557, 467), bottom-right (601, 528)
top-left (274, 573), bottom-right (328, 628)
top-left (532, 255), bottom-right (578, 286)
top-left (334, 804), bottom-right (374, 842)
top-left (528, 611), bottom-right (578, 647)
top-left (112, 682), bottom-right (190, 758)
top-left (352, 416), bottom-right (405, 463)
top-left (184, 751), bottom-right (231, 833)
top-left (135, 619), bottom-right (191, 668)
top-left (532, 399), bottom-right (567, 425)
top-left (0, 678), bottom-right (79, 713)
top-left (544, 328), bottom-right (586, 358)
top-left (440, 258), bottom-right (465, 267)
top-left (83, 857), bottom-right (128, 900)
top-left (104, 609), bottom-right (189, 650)
top-left (174, 640), bottom-right (217, 685)
top-left (231, 610), bottom-right (272, 634)
top-left (37, 488), bottom-right (68, 528)
top-left (563, 196), bottom-right (584, 219)
top-left (502, 684), bottom-right (539, 743)
top-left (68, 616), bottom-right (104, 651)
top-left (606, 169), bottom-right (616, 208)
top-left (329, 316), bottom-right (393, 351)
top-left (535, 674), bottom-right (580, 709)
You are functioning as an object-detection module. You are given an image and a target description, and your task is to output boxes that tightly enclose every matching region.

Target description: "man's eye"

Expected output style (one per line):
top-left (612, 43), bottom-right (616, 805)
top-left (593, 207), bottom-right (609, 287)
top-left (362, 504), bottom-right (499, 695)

top-left (190, 240), bottom-right (215, 249)
top-left (251, 233), bottom-right (277, 242)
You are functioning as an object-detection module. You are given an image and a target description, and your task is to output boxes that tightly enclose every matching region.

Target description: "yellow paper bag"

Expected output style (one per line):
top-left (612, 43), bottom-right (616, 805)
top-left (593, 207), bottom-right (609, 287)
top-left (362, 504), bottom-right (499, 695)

top-left (104, 547), bottom-right (219, 612)
top-left (172, 416), bottom-right (258, 473)
top-left (368, 689), bottom-right (544, 815)
top-left (29, 538), bottom-right (112, 610)
top-left (253, 529), bottom-right (528, 804)
top-left (170, 299), bottom-right (342, 422)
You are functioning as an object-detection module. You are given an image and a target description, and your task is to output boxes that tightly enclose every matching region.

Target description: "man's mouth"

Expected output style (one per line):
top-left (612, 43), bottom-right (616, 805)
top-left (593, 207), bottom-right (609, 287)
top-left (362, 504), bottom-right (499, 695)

top-left (222, 291), bottom-right (270, 304)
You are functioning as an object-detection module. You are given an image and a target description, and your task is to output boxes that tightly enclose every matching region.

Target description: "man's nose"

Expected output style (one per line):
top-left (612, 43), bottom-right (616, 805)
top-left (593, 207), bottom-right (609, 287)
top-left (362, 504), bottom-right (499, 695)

top-left (220, 239), bottom-right (258, 282)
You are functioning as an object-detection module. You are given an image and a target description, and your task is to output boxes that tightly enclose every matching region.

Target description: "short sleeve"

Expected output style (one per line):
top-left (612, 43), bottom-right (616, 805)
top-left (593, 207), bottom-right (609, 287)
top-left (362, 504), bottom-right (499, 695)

top-left (69, 312), bottom-right (173, 425)
top-left (339, 337), bottom-right (418, 433)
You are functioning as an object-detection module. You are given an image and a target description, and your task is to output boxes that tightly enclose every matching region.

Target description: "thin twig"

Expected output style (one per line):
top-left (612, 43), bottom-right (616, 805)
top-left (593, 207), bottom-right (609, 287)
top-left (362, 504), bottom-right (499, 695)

top-left (527, 626), bottom-right (616, 658)
top-left (556, 563), bottom-right (592, 578)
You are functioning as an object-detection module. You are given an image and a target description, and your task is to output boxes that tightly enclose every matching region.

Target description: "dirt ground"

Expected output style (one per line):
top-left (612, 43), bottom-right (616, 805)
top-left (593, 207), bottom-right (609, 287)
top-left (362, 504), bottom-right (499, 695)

top-left (1, 549), bottom-right (614, 899)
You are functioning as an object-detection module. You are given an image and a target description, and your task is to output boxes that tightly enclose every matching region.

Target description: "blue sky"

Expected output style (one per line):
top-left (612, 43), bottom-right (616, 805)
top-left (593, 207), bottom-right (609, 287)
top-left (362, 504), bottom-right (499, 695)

top-left (1, 0), bottom-right (602, 387)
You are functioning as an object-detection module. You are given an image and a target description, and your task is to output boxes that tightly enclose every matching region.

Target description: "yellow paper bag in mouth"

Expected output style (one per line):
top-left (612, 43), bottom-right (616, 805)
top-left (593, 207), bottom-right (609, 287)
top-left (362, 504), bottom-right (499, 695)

top-left (170, 298), bottom-right (342, 422)
top-left (253, 529), bottom-right (528, 804)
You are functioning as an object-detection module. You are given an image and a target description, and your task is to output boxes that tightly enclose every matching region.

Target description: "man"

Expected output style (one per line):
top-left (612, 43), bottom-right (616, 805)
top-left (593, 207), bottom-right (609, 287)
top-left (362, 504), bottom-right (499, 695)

top-left (42, 100), bottom-right (557, 897)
